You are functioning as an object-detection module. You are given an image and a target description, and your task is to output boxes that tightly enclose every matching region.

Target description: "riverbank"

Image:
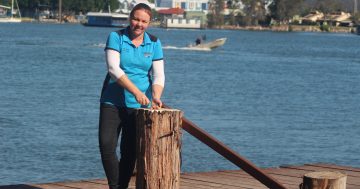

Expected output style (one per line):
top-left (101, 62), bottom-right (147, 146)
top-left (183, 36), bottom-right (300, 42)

top-left (13, 20), bottom-right (357, 34)
top-left (220, 24), bottom-right (357, 34)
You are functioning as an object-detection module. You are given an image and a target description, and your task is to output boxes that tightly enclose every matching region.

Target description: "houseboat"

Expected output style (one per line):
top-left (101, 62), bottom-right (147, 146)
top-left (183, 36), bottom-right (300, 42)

top-left (82, 12), bottom-right (128, 27)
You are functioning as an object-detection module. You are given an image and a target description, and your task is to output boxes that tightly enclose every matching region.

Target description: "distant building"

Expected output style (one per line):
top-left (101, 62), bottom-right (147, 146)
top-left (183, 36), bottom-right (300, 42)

top-left (158, 7), bottom-right (185, 18)
top-left (116, 0), bottom-right (155, 14)
top-left (301, 11), bottom-right (353, 27)
top-left (173, 0), bottom-right (208, 11)
top-left (302, 11), bottom-right (324, 24)
top-left (156, 0), bottom-right (209, 11)
top-left (156, 0), bottom-right (172, 8)
top-left (157, 7), bottom-right (205, 28)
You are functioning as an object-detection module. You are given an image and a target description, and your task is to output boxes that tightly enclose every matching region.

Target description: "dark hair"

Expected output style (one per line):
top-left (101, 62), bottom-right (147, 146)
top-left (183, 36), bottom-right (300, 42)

top-left (130, 3), bottom-right (152, 20)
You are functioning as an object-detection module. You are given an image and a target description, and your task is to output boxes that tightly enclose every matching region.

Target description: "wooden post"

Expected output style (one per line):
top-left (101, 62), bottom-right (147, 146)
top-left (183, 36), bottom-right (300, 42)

top-left (135, 108), bottom-right (183, 189)
top-left (301, 171), bottom-right (347, 189)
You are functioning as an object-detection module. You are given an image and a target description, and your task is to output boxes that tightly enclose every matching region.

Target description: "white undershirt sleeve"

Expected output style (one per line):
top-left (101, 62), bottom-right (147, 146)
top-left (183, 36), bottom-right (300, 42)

top-left (152, 60), bottom-right (165, 87)
top-left (105, 49), bottom-right (125, 80)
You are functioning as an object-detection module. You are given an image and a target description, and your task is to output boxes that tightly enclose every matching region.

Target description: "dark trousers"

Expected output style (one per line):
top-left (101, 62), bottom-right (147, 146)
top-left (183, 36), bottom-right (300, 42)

top-left (98, 103), bottom-right (137, 189)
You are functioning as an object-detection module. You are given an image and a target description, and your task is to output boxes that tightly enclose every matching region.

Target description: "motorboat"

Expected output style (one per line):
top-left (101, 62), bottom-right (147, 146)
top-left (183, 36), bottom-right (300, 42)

top-left (187, 38), bottom-right (227, 50)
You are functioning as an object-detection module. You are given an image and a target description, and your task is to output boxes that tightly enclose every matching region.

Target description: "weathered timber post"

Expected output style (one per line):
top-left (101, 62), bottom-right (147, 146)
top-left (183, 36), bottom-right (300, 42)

top-left (135, 108), bottom-right (183, 189)
top-left (301, 171), bottom-right (347, 189)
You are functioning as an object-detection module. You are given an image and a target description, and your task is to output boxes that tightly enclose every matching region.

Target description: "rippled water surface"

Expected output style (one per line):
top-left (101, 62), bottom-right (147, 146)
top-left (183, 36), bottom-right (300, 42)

top-left (0, 23), bottom-right (360, 185)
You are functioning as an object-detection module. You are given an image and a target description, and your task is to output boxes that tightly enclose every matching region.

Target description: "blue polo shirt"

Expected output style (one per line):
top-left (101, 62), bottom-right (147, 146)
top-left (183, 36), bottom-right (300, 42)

top-left (100, 27), bottom-right (164, 108)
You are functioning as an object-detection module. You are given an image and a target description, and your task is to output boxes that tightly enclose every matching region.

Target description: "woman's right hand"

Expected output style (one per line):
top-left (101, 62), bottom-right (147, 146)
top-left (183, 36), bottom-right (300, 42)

top-left (135, 92), bottom-right (150, 106)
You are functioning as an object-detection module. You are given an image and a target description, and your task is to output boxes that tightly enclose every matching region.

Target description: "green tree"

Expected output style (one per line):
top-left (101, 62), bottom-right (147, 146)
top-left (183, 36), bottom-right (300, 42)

top-left (207, 0), bottom-right (224, 28)
top-left (269, 0), bottom-right (304, 23)
top-left (313, 0), bottom-right (344, 14)
top-left (225, 0), bottom-right (242, 25)
top-left (243, 0), bottom-right (266, 25)
top-left (352, 12), bottom-right (360, 25)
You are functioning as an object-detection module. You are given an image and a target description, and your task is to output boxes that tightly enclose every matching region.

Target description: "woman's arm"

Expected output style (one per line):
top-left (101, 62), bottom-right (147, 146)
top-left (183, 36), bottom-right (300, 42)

top-left (151, 60), bottom-right (165, 109)
top-left (106, 49), bottom-right (150, 106)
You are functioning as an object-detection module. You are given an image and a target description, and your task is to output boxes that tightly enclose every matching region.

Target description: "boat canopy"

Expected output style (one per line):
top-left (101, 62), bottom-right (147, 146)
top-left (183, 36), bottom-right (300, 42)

top-left (0, 5), bottom-right (11, 9)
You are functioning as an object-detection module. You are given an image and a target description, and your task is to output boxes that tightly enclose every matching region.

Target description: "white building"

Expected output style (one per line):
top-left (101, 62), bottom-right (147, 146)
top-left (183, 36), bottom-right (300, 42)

top-left (156, 0), bottom-right (209, 11)
top-left (173, 0), bottom-right (209, 11)
top-left (116, 0), bottom-right (155, 14)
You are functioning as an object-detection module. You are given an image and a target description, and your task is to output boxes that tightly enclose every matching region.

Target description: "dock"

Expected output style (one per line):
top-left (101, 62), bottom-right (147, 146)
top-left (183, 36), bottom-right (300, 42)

top-left (1, 163), bottom-right (359, 189)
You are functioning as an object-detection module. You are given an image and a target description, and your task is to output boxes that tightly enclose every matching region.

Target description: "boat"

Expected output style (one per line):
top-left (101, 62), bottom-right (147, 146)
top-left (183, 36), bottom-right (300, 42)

top-left (187, 38), bottom-right (227, 50)
top-left (357, 25), bottom-right (360, 35)
top-left (82, 12), bottom-right (128, 27)
top-left (0, 0), bottom-right (21, 23)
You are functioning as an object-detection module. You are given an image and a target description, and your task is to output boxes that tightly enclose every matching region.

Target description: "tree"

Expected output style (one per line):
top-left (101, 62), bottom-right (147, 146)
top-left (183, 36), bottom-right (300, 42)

top-left (207, 0), bottom-right (224, 28)
top-left (269, 0), bottom-right (304, 23)
top-left (313, 0), bottom-right (344, 14)
top-left (225, 0), bottom-right (243, 26)
top-left (352, 12), bottom-right (360, 24)
top-left (243, 0), bottom-right (266, 25)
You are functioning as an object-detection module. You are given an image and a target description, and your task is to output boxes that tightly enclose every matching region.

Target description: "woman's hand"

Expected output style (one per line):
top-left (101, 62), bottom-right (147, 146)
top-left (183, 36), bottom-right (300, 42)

top-left (135, 93), bottom-right (150, 106)
top-left (151, 98), bottom-right (162, 109)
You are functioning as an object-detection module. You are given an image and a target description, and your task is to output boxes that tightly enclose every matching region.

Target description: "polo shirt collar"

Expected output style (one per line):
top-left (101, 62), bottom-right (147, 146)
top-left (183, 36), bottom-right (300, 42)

top-left (123, 26), bottom-right (151, 46)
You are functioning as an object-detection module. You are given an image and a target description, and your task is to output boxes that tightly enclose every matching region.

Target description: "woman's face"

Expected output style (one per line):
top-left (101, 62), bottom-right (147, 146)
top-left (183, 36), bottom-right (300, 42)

top-left (130, 9), bottom-right (151, 38)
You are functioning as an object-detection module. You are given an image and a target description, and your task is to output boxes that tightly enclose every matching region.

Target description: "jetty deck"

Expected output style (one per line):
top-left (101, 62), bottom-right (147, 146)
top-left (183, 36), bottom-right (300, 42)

top-left (2, 163), bottom-right (359, 189)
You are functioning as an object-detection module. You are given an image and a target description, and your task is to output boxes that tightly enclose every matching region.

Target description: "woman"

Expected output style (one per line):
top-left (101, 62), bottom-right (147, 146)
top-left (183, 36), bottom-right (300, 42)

top-left (98, 3), bottom-right (165, 189)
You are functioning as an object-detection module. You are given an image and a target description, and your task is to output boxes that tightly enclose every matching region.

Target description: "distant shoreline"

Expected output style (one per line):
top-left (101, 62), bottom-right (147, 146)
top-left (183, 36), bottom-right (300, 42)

top-left (215, 24), bottom-right (357, 34)
top-left (18, 19), bottom-right (358, 34)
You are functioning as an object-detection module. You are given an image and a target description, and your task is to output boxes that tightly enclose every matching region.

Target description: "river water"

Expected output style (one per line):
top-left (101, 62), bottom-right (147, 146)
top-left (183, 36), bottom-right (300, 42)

top-left (0, 23), bottom-right (359, 185)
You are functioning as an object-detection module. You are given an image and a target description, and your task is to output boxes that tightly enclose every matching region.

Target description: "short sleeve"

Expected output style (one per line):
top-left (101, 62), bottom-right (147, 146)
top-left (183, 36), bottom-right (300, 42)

top-left (105, 32), bottom-right (121, 52)
top-left (152, 39), bottom-right (163, 61)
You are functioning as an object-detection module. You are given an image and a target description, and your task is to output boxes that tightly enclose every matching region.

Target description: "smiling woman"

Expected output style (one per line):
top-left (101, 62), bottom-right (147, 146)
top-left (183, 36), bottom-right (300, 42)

top-left (98, 3), bottom-right (165, 189)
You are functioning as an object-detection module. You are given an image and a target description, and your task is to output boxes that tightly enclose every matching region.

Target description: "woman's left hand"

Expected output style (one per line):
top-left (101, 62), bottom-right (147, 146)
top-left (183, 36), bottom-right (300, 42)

top-left (151, 98), bottom-right (162, 109)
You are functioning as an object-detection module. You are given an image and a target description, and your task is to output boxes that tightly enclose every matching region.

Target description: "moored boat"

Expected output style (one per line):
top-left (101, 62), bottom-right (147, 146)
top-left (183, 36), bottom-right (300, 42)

top-left (0, 0), bottom-right (21, 23)
top-left (82, 12), bottom-right (128, 27)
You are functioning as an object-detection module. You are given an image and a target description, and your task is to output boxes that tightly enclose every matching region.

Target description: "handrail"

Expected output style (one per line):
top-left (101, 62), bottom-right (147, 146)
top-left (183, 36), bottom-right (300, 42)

top-left (163, 104), bottom-right (287, 189)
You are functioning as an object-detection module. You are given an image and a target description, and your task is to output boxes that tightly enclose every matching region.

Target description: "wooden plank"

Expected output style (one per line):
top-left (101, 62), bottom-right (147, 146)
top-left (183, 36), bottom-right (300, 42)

top-left (50, 181), bottom-right (108, 189)
top-left (278, 165), bottom-right (360, 187)
top-left (305, 163), bottom-right (360, 173)
top-left (0, 184), bottom-right (72, 189)
top-left (181, 172), bottom-right (267, 189)
top-left (200, 171), bottom-right (270, 185)
top-left (280, 165), bottom-right (360, 181)
top-left (81, 179), bottom-right (107, 185)
top-left (280, 165), bottom-right (360, 177)
top-left (180, 179), bottom-right (223, 188)
top-left (218, 170), bottom-right (299, 189)
top-left (181, 177), bottom-right (251, 189)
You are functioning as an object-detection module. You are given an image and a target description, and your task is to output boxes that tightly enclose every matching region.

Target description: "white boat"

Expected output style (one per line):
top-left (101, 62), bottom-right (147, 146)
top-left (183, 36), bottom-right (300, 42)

top-left (0, 0), bottom-right (21, 23)
top-left (188, 38), bottom-right (227, 50)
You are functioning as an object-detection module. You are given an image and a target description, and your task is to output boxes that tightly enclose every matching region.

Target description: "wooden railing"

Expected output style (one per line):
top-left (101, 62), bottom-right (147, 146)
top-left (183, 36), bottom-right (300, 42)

top-left (163, 104), bottom-right (287, 189)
